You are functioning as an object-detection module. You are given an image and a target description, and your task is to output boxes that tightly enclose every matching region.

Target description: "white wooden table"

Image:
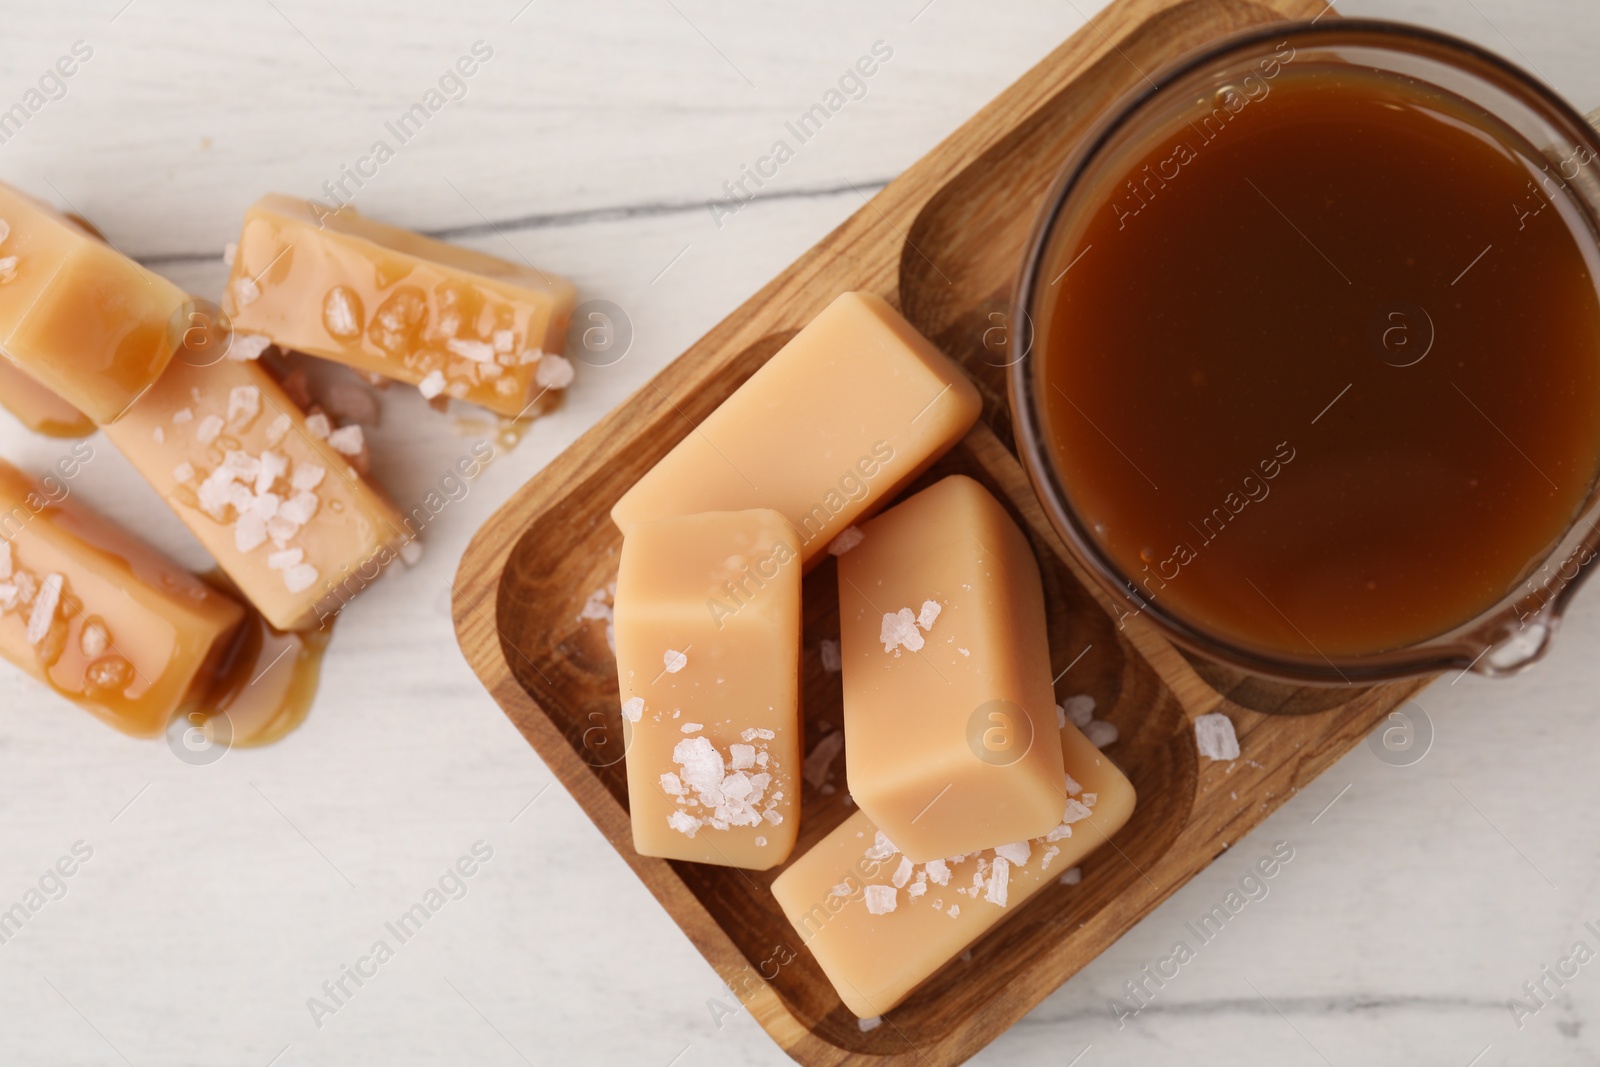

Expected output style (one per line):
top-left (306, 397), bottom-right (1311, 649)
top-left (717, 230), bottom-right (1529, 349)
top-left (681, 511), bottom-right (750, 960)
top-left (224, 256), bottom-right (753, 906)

top-left (0, 1), bottom-right (1598, 1064)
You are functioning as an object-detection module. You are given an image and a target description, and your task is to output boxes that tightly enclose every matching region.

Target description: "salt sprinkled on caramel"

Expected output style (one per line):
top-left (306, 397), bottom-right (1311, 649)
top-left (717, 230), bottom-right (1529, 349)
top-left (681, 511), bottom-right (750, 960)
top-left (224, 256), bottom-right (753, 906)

top-left (621, 696), bottom-right (644, 722)
top-left (662, 648), bottom-right (687, 674)
top-left (534, 353), bottom-right (575, 390)
top-left (879, 608), bottom-right (924, 654)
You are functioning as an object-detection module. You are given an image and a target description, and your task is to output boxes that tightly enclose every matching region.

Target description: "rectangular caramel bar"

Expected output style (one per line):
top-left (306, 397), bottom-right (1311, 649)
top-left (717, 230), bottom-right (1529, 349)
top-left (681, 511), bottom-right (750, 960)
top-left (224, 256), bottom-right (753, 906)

top-left (610, 292), bottom-right (981, 562)
top-left (0, 183), bottom-right (189, 424)
top-left (837, 474), bottom-right (1066, 861)
top-left (222, 194), bottom-right (577, 417)
top-left (771, 721), bottom-right (1135, 1017)
top-left (0, 459), bottom-right (243, 737)
top-left (615, 509), bottom-right (801, 869)
top-left (101, 356), bottom-right (406, 631)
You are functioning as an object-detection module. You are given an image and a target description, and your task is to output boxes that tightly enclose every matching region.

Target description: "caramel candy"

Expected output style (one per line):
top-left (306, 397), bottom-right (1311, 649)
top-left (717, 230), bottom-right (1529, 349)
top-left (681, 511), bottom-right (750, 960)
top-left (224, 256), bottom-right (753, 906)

top-left (0, 183), bottom-right (188, 424)
top-left (837, 475), bottom-right (1066, 862)
top-left (0, 458), bottom-right (244, 737)
top-left (615, 509), bottom-right (801, 869)
top-left (222, 194), bottom-right (577, 417)
top-left (0, 359), bottom-right (94, 438)
top-left (610, 292), bottom-right (981, 563)
top-left (772, 721), bottom-right (1135, 1017)
top-left (101, 356), bottom-right (407, 631)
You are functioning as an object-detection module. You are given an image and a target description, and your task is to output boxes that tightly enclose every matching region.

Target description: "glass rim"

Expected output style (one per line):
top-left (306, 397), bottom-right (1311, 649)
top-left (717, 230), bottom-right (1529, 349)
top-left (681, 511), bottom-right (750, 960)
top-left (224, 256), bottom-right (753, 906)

top-left (1009, 17), bottom-right (1600, 685)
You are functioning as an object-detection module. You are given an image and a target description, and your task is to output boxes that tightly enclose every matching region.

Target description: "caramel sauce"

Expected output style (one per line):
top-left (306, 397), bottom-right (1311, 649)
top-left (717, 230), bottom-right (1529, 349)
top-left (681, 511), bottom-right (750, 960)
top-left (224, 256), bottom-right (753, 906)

top-left (1044, 67), bottom-right (1600, 658)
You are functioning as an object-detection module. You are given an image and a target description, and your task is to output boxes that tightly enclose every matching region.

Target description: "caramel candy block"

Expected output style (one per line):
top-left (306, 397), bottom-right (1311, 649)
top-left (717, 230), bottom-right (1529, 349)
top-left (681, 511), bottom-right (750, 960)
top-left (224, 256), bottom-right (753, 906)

top-left (610, 292), bottom-right (981, 563)
top-left (102, 357), bottom-right (406, 632)
top-left (772, 722), bottom-right (1135, 1017)
top-left (0, 183), bottom-right (188, 424)
top-left (615, 509), bottom-right (802, 869)
top-left (222, 194), bottom-right (577, 417)
top-left (0, 459), bottom-right (244, 737)
top-left (838, 474), bottom-right (1066, 862)
top-left (0, 359), bottom-right (94, 438)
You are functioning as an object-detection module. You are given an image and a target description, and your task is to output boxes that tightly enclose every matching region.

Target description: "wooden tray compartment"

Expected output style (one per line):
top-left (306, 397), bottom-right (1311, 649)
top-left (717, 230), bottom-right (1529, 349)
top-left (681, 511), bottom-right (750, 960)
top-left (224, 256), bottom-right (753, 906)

top-left (453, 0), bottom-right (1428, 1062)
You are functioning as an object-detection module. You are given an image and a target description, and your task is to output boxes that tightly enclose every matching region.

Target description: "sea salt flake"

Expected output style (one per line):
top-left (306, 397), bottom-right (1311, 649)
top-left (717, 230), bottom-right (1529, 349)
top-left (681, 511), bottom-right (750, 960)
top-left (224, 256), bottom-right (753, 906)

top-left (667, 810), bottom-right (701, 837)
top-left (621, 697), bottom-right (644, 722)
top-left (923, 858), bottom-right (951, 886)
top-left (264, 413), bottom-right (291, 446)
top-left (662, 648), bottom-right (687, 674)
top-left (267, 548), bottom-right (303, 571)
top-left (492, 329), bottom-right (515, 353)
top-left (447, 338), bottom-right (495, 364)
top-left (228, 333), bottom-right (271, 362)
top-left (1061, 798), bottom-right (1094, 825)
top-left (195, 414), bottom-right (224, 445)
top-left (418, 370), bottom-right (446, 399)
top-left (233, 275), bottom-right (260, 306)
top-left (917, 599), bottom-right (941, 630)
top-left (290, 464), bottom-right (326, 491)
top-left (534, 353), bottom-right (575, 389)
top-left (827, 526), bottom-right (864, 556)
top-left (279, 491), bottom-right (319, 526)
top-left (234, 514), bottom-right (268, 553)
top-left (25, 573), bottom-right (63, 646)
top-left (673, 736), bottom-right (726, 797)
top-left (1040, 844), bottom-right (1061, 871)
top-left (1063, 772), bottom-right (1083, 796)
top-left (1194, 712), bottom-right (1242, 761)
top-left (879, 608), bottom-right (924, 653)
top-left (948, 905), bottom-right (960, 918)
top-left (266, 516), bottom-right (299, 548)
top-left (0, 256), bottom-right (18, 284)
top-left (864, 831), bottom-right (899, 862)
top-left (729, 743), bottom-right (756, 771)
top-left (863, 885), bottom-right (897, 915)
top-left (1044, 824), bottom-right (1073, 843)
top-left (172, 407), bottom-right (193, 424)
top-left (907, 881), bottom-right (927, 899)
top-left (1059, 867), bottom-right (1083, 886)
top-left (283, 563), bottom-right (319, 593)
top-left (819, 638), bottom-right (841, 673)
top-left (984, 857), bottom-right (1011, 907)
top-left (804, 731), bottom-right (844, 789)
top-left (1062, 694), bottom-right (1096, 728)
top-left (326, 425), bottom-right (364, 455)
top-left (1084, 719), bottom-right (1119, 749)
top-left (680, 722), bottom-right (702, 734)
top-left (171, 462), bottom-right (195, 484)
top-left (659, 772), bottom-right (686, 796)
top-left (993, 840), bottom-right (1031, 867)
top-left (740, 727), bottom-right (775, 742)
top-left (304, 413), bottom-right (331, 439)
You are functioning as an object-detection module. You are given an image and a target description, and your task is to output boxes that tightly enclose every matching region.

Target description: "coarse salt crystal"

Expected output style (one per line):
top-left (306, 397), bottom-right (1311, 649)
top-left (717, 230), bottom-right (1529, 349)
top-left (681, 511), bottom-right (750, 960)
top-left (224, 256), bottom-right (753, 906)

top-left (266, 516), bottom-right (299, 548)
top-left (279, 491), bottom-right (319, 526)
top-left (264, 413), bottom-right (291, 446)
top-left (228, 333), bottom-right (272, 362)
top-left (290, 464), bottom-right (326, 491)
top-left (827, 526), bottom-right (864, 556)
top-left (864, 831), bottom-right (899, 862)
top-left (621, 696), bottom-right (644, 722)
top-left (534, 353), bottom-right (575, 389)
top-left (227, 387), bottom-right (261, 430)
top-left (1040, 844), bottom-right (1061, 871)
top-left (924, 858), bottom-right (951, 886)
top-left (233, 275), bottom-right (260, 306)
top-left (819, 638), bottom-right (841, 673)
top-left (234, 514), bottom-right (268, 553)
top-left (659, 772), bottom-right (686, 796)
top-left (993, 840), bottom-right (1031, 867)
top-left (667, 810), bottom-right (701, 837)
top-left (171, 462), bottom-right (195, 484)
top-left (672, 736), bottom-right (725, 797)
top-left (680, 722), bottom-right (702, 734)
top-left (1061, 798), bottom-right (1094, 824)
top-left (267, 548), bottom-right (303, 571)
top-left (803, 730), bottom-right (843, 790)
top-left (740, 727), bottom-right (775, 742)
top-left (879, 608), bottom-right (924, 653)
top-left (304, 413), bottom-right (331, 439)
top-left (917, 599), bottom-right (941, 630)
top-left (492, 329), bottom-right (515, 353)
top-left (729, 743), bottom-right (756, 771)
top-left (892, 856), bottom-right (914, 889)
top-left (907, 881), bottom-right (927, 899)
top-left (26, 573), bottom-right (62, 646)
top-left (255, 451), bottom-right (288, 495)
top-left (0, 256), bottom-right (18, 284)
top-left (326, 425), bottom-right (364, 455)
top-left (1063, 772), bottom-right (1082, 796)
top-left (863, 885), bottom-right (897, 915)
top-left (80, 620), bottom-right (109, 658)
top-left (984, 857), bottom-right (1011, 907)
top-left (1084, 719), bottom-right (1119, 749)
top-left (195, 414), bottom-right (224, 445)
top-left (948, 904), bottom-right (960, 918)
top-left (283, 563), bottom-right (319, 593)
top-left (1062, 694), bottom-right (1095, 728)
top-left (418, 370), bottom-right (447, 400)
top-left (1194, 712), bottom-right (1241, 761)
top-left (447, 338), bottom-right (495, 363)
top-left (172, 407), bottom-right (193, 424)
top-left (662, 648), bottom-right (687, 674)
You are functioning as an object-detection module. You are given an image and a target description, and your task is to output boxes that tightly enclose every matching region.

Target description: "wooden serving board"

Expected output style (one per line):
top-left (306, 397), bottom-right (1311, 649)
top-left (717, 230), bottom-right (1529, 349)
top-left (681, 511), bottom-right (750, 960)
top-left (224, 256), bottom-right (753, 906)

top-left (453, 0), bottom-right (1430, 1062)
